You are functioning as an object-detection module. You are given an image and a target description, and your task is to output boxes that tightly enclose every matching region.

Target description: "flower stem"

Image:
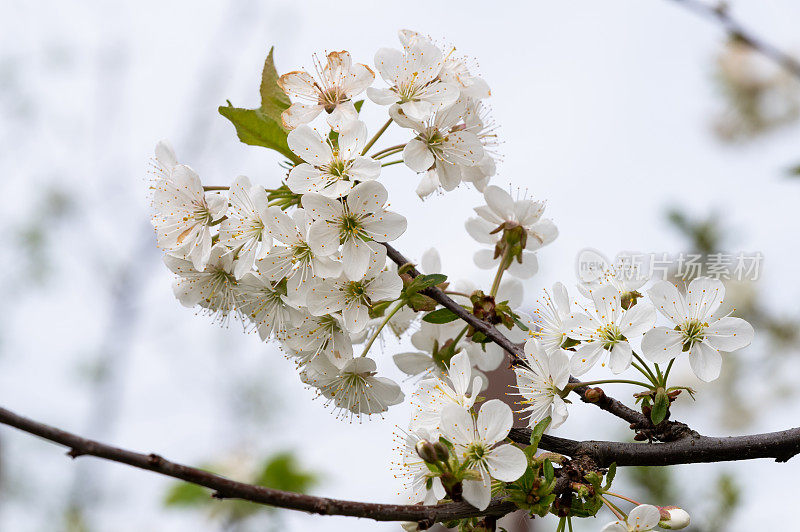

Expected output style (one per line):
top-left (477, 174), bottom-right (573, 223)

top-left (373, 145), bottom-right (405, 159)
top-left (564, 378), bottom-right (654, 392)
top-left (603, 491), bottom-right (642, 505)
top-left (380, 159), bottom-right (403, 167)
top-left (203, 185), bottom-right (229, 191)
top-left (489, 248), bottom-right (512, 297)
top-left (632, 352), bottom-right (659, 385)
top-left (663, 358), bottom-right (675, 384)
top-left (601, 495), bottom-right (627, 521)
top-left (362, 118), bottom-right (393, 156)
top-left (360, 300), bottom-right (404, 357)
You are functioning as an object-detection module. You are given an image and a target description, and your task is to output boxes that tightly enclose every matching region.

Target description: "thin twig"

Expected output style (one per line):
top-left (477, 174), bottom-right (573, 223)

top-left (667, 0), bottom-right (800, 79)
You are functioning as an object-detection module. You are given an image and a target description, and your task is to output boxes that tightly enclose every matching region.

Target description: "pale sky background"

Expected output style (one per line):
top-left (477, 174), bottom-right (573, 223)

top-left (1, 0), bottom-right (799, 531)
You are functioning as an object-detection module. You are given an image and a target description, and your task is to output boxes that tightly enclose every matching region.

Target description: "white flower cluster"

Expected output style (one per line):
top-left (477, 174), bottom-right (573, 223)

top-left (149, 29), bottom-right (753, 521)
top-left (149, 30), bottom-right (515, 424)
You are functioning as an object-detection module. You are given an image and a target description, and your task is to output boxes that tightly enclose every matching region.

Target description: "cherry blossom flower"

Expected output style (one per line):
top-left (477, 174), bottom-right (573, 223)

top-left (467, 186), bottom-right (557, 278)
top-left (150, 139), bottom-right (179, 182)
top-left (460, 100), bottom-right (498, 192)
top-left (256, 208), bottom-right (341, 306)
top-left (284, 311), bottom-right (353, 368)
top-left (409, 351), bottom-right (482, 433)
top-left (564, 285), bottom-right (656, 375)
top-left (278, 50), bottom-right (374, 131)
top-left (641, 277), bottom-right (754, 382)
top-left (440, 400), bottom-right (527, 510)
top-left (514, 338), bottom-right (570, 429)
top-left (286, 121), bottom-right (380, 198)
top-left (602, 504), bottom-right (662, 532)
top-left (236, 271), bottom-right (301, 341)
top-left (657, 506), bottom-right (691, 529)
top-left (302, 356), bottom-right (404, 420)
top-left (302, 180), bottom-right (407, 280)
top-left (368, 39), bottom-right (459, 120)
top-left (392, 103), bottom-right (484, 197)
top-left (164, 245), bottom-right (240, 325)
top-left (533, 282), bottom-right (572, 354)
top-left (393, 321), bottom-right (467, 378)
top-left (397, 30), bottom-right (491, 101)
top-left (393, 427), bottom-right (446, 504)
top-left (307, 249), bottom-right (402, 333)
top-left (577, 252), bottom-right (648, 303)
top-left (218, 176), bottom-right (272, 278)
top-left (151, 164), bottom-right (226, 271)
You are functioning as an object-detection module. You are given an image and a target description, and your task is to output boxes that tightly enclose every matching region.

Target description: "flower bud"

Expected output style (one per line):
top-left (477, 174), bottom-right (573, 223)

top-left (415, 440), bottom-right (438, 463)
top-left (658, 506), bottom-right (690, 529)
top-left (432, 441), bottom-right (449, 462)
top-left (583, 387), bottom-right (605, 403)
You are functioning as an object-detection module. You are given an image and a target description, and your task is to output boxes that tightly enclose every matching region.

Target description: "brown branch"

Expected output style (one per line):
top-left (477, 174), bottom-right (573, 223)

top-left (383, 243), bottom-right (524, 360)
top-left (0, 406), bottom-right (515, 523)
top-left (510, 426), bottom-right (800, 467)
top-left (667, 0), bottom-right (800, 79)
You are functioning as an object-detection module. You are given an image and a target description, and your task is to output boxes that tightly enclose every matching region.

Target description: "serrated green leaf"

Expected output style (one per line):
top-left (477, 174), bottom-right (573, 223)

top-left (406, 273), bottom-right (448, 294)
top-left (529, 416), bottom-right (551, 449)
top-left (218, 106), bottom-right (299, 163)
top-left (651, 387), bottom-right (669, 425)
top-left (219, 47), bottom-right (301, 164)
top-left (543, 459), bottom-right (554, 482)
top-left (422, 308), bottom-right (459, 324)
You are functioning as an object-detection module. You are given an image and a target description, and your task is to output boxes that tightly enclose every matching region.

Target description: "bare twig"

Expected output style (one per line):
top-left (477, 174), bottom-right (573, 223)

top-left (0, 406), bottom-right (515, 523)
top-left (667, 0), bottom-right (800, 79)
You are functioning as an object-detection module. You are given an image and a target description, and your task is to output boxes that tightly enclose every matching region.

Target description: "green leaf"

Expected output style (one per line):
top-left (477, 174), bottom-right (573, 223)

top-left (603, 462), bottom-right (617, 491)
top-left (422, 308), bottom-right (459, 324)
top-left (219, 47), bottom-right (301, 164)
top-left (530, 416), bottom-right (551, 449)
top-left (543, 459), bottom-right (554, 483)
top-left (164, 481), bottom-right (208, 507)
top-left (651, 387), bottom-right (669, 425)
top-left (353, 99), bottom-right (364, 114)
top-left (406, 273), bottom-right (448, 294)
top-left (255, 452), bottom-right (318, 494)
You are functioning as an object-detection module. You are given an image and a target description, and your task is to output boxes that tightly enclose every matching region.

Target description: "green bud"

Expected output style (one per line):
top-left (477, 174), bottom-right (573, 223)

top-left (432, 442), bottom-right (449, 462)
top-left (415, 440), bottom-right (438, 464)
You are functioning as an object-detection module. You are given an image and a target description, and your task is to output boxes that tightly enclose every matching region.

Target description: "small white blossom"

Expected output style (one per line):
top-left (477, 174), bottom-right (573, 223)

top-left (641, 277), bottom-right (754, 382)
top-left (286, 121), bottom-right (380, 198)
top-left (602, 504), bottom-right (662, 532)
top-left (533, 282), bottom-right (572, 353)
top-left (409, 351), bottom-right (482, 433)
top-left (302, 181), bottom-right (407, 280)
top-left (440, 400), bottom-right (527, 510)
top-left (368, 39), bottom-right (459, 121)
top-left (218, 176), bottom-right (272, 278)
top-left (257, 208), bottom-right (341, 306)
top-left (393, 427), bottom-right (446, 504)
top-left (564, 285), bottom-right (656, 375)
top-left (284, 311), bottom-right (354, 368)
top-left (278, 50), bottom-right (374, 130)
top-left (164, 245), bottom-right (240, 325)
top-left (236, 271), bottom-right (302, 341)
top-left (307, 249), bottom-right (402, 334)
top-left (392, 103), bottom-right (484, 197)
top-left (302, 356), bottom-right (404, 420)
top-left (152, 164), bottom-right (226, 271)
top-left (514, 339), bottom-right (570, 429)
top-left (658, 506), bottom-right (690, 529)
top-left (393, 321), bottom-right (467, 378)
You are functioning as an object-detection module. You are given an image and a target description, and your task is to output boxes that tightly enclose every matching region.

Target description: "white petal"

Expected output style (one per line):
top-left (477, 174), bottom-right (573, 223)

top-left (465, 217), bottom-right (497, 245)
top-left (485, 444), bottom-right (527, 482)
top-left (619, 302), bottom-right (656, 338)
top-left (689, 340), bottom-right (723, 382)
top-left (704, 317), bottom-right (754, 352)
top-left (686, 276), bottom-right (725, 320)
top-left (641, 327), bottom-right (684, 363)
top-left (420, 248), bottom-right (441, 274)
top-left (346, 180), bottom-right (388, 215)
top-left (628, 504), bottom-right (662, 530)
top-left (570, 342), bottom-right (604, 376)
top-left (507, 252), bottom-right (538, 279)
top-left (403, 140), bottom-right (434, 172)
top-left (287, 125), bottom-right (333, 165)
top-left (608, 341), bottom-right (632, 374)
top-left (483, 186), bottom-right (514, 221)
top-left (393, 352), bottom-right (433, 376)
top-left (440, 403), bottom-right (475, 445)
top-left (461, 474), bottom-right (491, 511)
top-left (476, 399), bottom-right (512, 446)
top-left (647, 280), bottom-right (688, 324)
